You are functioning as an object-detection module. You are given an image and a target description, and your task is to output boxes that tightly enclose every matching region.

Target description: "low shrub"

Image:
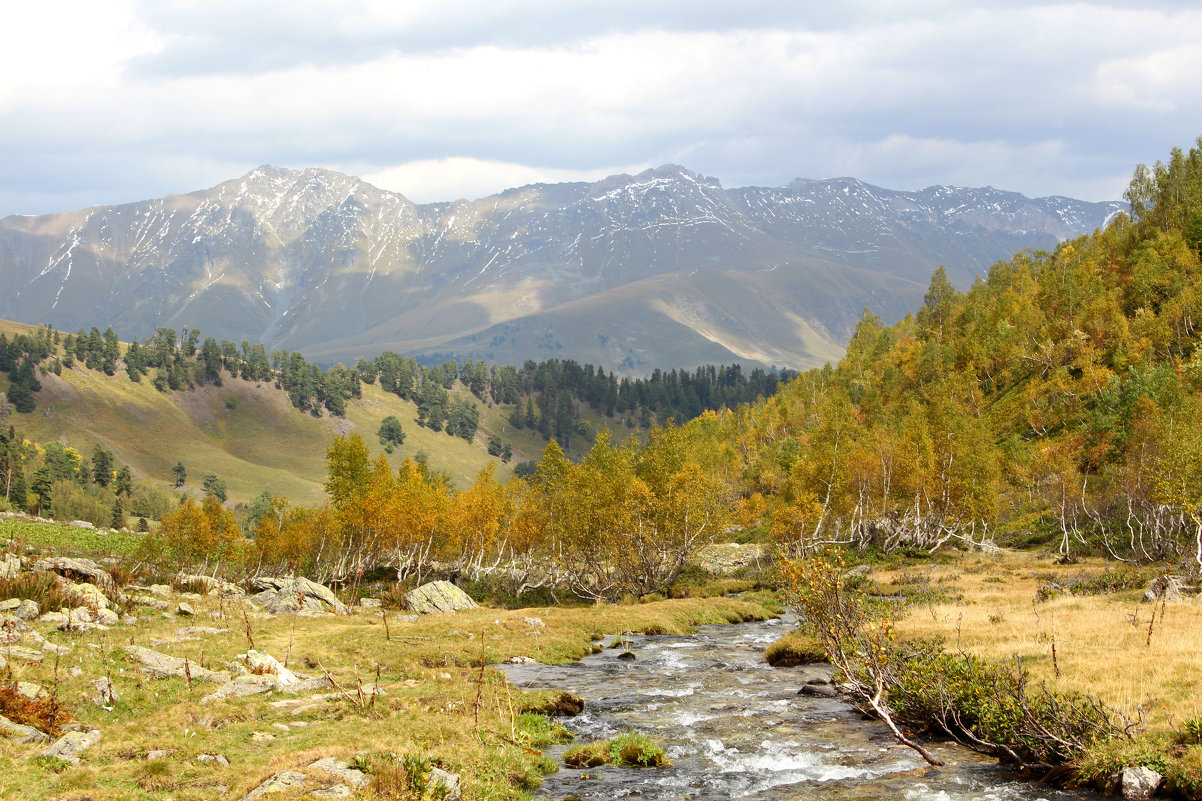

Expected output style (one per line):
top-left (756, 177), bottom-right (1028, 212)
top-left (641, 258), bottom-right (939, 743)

top-left (0, 571), bottom-right (71, 611)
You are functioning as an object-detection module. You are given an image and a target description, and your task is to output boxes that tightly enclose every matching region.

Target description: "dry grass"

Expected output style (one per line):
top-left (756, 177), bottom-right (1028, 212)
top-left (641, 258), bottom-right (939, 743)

top-left (0, 575), bottom-right (772, 800)
top-left (887, 551), bottom-right (1202, 734)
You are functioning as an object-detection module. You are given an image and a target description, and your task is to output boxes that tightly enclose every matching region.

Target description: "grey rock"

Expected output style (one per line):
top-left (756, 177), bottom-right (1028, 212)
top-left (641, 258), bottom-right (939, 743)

top-left (0, 553), bottom-right (20, 580)
top-left (42, 729), bottom-right (102, 765)
top-left (402, 580), bottom-right (478, 615)
top-left (146, 749), bottom-right (174, 760)
top-left (523, 616), bottom-right (545, 627)
top-left (200, 674), bottom-right (281, 703)
top-left (197, 753), bottom-right (231, 767)
top-left (38, 611), bottom-right (69, 625)
top-left (58, 619), bottom-right (110, 635)
top-left (309, 757), bottom-right (369, 788)
top-left (0, 598), bottom-right (19, 612)
top-left (14, 599), bottom-right (39, 620)
top-left (0, 713), bottom-right (50, 744)
top-left (799, 683), bottom-right (839, 698)
top-left (92, 676), bottom-right (119, 706)
top-left (252, 577), bottom-right (348, 616)
top-left (131, 595), bottom-right (170, 611)
top-left (1122, 766), bottom-right (1162, 800)
top-left (177, 601), bottom-right (196, 616)
top-left (240, 770), bottom-right (307, 799)
top-left (357, 598), bottom-right (382, 609)
top-left (1143, 576), bottom-right (1184, 603)
top-left (505, 656), bottom-right (540, 665)
top-left (429, 767), bottom-right (461, 801)
top-left (66, 582), bottom-right (110, 609)
top-left (96, 607), bottom-right (119, 625)
top-left (176, 626), bottom-right (230, 636)
top-left (33, 556), bottom-right (112, 588)
top-left (123, 645), bottom-right (229, 683)
top-left (69, 520), bottom-right (94, 529)
top-left (3, 646), bottom-right (43, 663)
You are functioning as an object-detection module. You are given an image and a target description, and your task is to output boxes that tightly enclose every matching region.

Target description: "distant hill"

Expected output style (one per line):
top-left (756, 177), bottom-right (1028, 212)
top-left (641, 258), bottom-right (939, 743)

top-left (0, 165), bottom-right (1122, 374)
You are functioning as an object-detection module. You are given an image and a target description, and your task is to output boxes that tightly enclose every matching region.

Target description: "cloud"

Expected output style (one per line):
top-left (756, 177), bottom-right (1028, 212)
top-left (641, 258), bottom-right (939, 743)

top-left (2, 1), bottom-right (1202, 217)
top-left (359, 158), bottom-right (652, 203)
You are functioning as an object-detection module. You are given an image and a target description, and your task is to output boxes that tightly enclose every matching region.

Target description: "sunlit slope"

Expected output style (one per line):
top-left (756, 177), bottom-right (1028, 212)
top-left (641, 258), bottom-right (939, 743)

top-left (5, 348), bottom-right (512, 504)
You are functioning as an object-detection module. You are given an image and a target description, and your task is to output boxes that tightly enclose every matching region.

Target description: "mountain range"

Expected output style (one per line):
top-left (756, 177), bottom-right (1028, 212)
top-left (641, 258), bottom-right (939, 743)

top-left (0, 165), bottom-right (1123, 374)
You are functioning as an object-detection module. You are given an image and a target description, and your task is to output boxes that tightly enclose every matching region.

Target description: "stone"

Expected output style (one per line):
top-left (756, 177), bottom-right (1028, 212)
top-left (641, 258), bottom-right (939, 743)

top-left (96, 608), bottom-right (119, 626)
top-left (200, 674), bottom-right (281, 703)
top-left (33, 556), bottom-right (112, 588)
top-left (177, 626), bottom-right (230, 636)
top-left (1121, 766), bottom-right (1162, 800)
top-left (146, 749), bottom-right (174, 760)
top-left (0, 598), bottom-right (19, 612)
top-left (0, 713), bottom-right (50, 744)
top-left (69, 520), bottom-right (95, 529)
top-left (402, 580), bottom-right (478, 615)
top-left (1143, 576), bottom-right (1184, 603)
top-left (92, 676), bottom-right (119, 706)
top-left (240, 770), bottom-right (307, 799)
top-left (58, 619), bottom-right (110, 635)
top-left (3, 646), bottom-right (43, 663)
top-left (38, 611), bottom-right (69, 625)
top-left (357, 598), bottom-right (382, 609)
top-left (429, 767), bottom-right (461, 801)
top-left (505, 656), bottom-right (540, 665)
top-left (523, 616), bottom-right (546, 627)
top-left (0, 553), bottom-right (21, 580)
top-left (123, 645), bottom-right (230, 683)
top-left (66, 582), bottom-right (110, 609)
top-left (42, 729), bottom-right (102, 765)
top-left (799, 683), bottom-right (839, 698)
top-left (130, 595), bottom-right (170, 611)
top-left (616, 651), bottom-right (636, 661)
top-left (395, 614), bottom-right (419, 623)
top-left (197, 753), bottom-right (231, 767)
top-left (14, 599), bottom-right (39, 620)
top-left (16, 681), bottom-right (45, 699)
top-left (308, 757), bottom-right (369, 789)
top-left (252, 577), bottom-right (349, 616)
top-left (177, 601), bottom-right (196, 616)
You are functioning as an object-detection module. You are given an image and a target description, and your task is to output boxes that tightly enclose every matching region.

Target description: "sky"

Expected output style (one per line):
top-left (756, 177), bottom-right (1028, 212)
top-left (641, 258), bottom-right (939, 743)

top-left (1, 1), bottom-right (1200, 219)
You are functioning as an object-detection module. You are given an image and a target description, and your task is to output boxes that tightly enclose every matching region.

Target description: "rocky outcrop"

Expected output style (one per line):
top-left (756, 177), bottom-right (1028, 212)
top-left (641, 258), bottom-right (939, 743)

top-left (0, 714), bottom-right (50, 744)
top-left (123, 646), bottom-right (229, 683)
top-left (402, 580), bottom-right (478, 615)
top-left (250, 577), bottom-right (348, 616)
top-left (42, 729), bottom-right (102, 766)
top-left (1121, 766), bottom-right (1162, 800)
top-left (33, 556), bottom-right (112, 588)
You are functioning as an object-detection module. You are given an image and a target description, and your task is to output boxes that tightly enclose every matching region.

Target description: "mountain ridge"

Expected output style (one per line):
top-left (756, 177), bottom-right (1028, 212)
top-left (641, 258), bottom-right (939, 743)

top-left (0, 165), bottom-right (1124, 375)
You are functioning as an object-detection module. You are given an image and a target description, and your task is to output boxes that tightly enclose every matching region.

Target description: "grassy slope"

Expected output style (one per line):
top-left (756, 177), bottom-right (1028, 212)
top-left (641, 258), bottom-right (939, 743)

top-left (1, 317), bottom-right (521, 503)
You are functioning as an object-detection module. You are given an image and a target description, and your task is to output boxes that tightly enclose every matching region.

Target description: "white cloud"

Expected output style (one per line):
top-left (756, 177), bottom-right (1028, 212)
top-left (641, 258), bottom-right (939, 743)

top-left (2, 2), bottom-right (1202, 215)
top-left (359, 158), bottom-right (652, 203)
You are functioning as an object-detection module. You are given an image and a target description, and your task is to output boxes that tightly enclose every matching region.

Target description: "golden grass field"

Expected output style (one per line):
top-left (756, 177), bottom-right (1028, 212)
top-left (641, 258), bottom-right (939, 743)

top-left (876, 551), bottom-right (1202, 736)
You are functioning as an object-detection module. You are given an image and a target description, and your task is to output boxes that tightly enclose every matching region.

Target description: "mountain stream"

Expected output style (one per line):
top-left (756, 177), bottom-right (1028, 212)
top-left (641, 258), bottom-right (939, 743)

top-left (500, 617), bottom-right (1091, 801)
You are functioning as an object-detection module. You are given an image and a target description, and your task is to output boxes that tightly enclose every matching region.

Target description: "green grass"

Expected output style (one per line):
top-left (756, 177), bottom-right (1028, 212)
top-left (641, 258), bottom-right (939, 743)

top-left (1, 518), bottom-right (145, 556)
top-left (563, 732), bottom-right (672, 769)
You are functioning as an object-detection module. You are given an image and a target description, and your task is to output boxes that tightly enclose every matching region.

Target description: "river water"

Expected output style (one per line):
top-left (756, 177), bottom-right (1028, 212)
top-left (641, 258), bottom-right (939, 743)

top-left (500, 617), bottom-right (1091, 801)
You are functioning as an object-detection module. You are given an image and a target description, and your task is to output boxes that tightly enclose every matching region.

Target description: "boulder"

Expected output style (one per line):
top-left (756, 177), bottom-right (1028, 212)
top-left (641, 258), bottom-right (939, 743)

top-left (0, 713), bottom-right (50, 744)
top-left (1122, 766), bottom-right (1162, 800)
top-left (130, 595), bottom-right (170, 611)
top-left (65, 582), bottom-right (110, 609)
top-left (14, 599), bottom-right (39, 620)
top-left (523, 616), bottom-right (545, 628)
top-left (1143, 575), bottom-right (1184, 603)
top-left (198, 753), bottom-right (230, 766)
top-left (42, 729), bottom-right (102, 765)
top-left (240, 770), bottom-right (307, 800)
top-left (123, 645), bottom-right (230, 683)
top-left (402, 580), bottom-right (478, 615)
top-left (33, 556), bottom-right (112, 588)
top-left (308, 757), bottom-right (369, 789)
top-left (0, 598), bottom-right (19, 612)
top-left (251, 577), bottom-right (348, 616)
top-left (0, 553), bottom-right (21, 580)
top-left (429, 767), bottom-right (461, 801)
top-left (201, 674), bottom-right (281, 703)
top-left (92, 677), bottom-right (119, 707)
top-left (177, 601), bottom-right (196, 616)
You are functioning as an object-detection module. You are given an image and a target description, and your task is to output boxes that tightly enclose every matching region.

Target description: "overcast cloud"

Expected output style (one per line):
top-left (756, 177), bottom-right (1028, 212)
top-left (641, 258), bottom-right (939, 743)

top-left (1, 0), bottom-right (1200, 218)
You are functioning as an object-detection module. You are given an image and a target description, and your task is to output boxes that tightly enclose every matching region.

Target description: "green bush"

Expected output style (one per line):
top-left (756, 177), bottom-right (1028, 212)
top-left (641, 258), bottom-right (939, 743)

top-left (564, 732), bottom-right (671, 769)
